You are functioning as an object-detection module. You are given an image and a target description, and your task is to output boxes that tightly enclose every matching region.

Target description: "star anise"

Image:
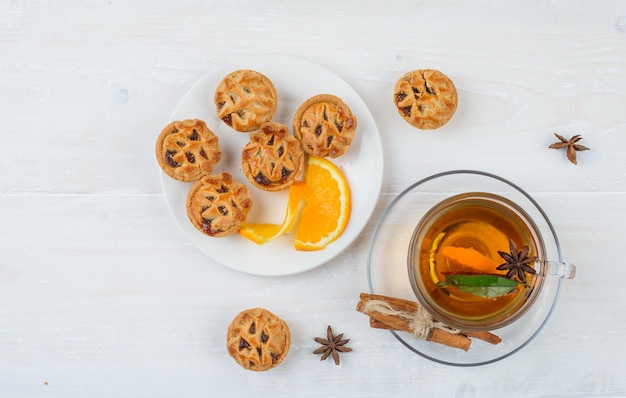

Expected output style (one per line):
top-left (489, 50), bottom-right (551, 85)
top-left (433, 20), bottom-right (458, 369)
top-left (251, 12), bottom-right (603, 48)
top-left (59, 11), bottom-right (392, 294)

top-left (549, 133), bottom-right (589, 165)
top-left (313, 325), bottom-right (352, 365)
top-left (497, 239), bottom-right (538, 284)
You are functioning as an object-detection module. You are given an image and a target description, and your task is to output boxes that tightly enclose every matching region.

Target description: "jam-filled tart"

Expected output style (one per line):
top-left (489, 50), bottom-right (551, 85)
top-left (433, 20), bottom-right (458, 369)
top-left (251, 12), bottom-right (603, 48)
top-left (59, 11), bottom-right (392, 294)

top-left (241, 122), bottom-right (304, 192)
top-left (226, 308), bottom-right (291, 372)
top-left (214, 69), bottom-right (278, 132)
top-left (393, 69), bottom-right (458, 130)
top-left (292, 94), bottom-right (357, 158)
top-left (186, 172), bottom-right (252, 237)
top-left (155, 119), bottom-right (222, 182)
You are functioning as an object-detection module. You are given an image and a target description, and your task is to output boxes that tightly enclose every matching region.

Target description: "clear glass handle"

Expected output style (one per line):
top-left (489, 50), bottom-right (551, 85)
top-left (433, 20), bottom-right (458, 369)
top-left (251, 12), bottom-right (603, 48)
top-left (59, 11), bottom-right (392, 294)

top-left (540, 260), bottom-right (576, 279)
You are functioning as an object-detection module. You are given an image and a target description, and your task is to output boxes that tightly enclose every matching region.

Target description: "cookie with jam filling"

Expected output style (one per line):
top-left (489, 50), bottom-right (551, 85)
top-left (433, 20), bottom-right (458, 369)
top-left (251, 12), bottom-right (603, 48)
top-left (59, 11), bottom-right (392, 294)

top-left (155, 119), bottom-right (222, 182)
top-left (226, 308), bottom-right (291, 372)
top-left (241, 122), bottom-right (304, 192)
top-left (393, 69), bottom-right (458, 129)
top-left (214, 69), bottom-right (278, 132)
top-left (186, 172), bottom-right (252, 237)
top-left (292, 94), bottom-right (357, 158)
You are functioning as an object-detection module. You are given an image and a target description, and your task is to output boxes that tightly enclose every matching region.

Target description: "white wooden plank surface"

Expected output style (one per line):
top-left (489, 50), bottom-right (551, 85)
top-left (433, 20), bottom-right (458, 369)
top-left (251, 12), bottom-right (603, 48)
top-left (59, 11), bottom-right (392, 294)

top-left (1, 1), bottom-right (625, 397)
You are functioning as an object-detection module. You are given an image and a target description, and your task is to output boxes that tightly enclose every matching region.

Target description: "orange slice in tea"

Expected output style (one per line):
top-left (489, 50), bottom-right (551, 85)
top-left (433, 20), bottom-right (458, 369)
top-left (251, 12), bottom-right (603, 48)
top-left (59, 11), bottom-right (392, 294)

top-left (239, 181), bottom-right (307, 244)
top-left (294, 156), bottom-right (351, 251)
top-left (441, 246), bottom-right (498, 274)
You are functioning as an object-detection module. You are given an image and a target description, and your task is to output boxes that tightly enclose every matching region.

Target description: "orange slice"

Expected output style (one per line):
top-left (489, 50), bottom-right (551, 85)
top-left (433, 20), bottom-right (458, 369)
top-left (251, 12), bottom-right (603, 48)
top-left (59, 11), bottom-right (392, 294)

top-left (294, 156), bottom-right (351, 251)
top-left (441, 246), bottom-right (498, 274)
top-left (239, 182), bottom-right (306, 244)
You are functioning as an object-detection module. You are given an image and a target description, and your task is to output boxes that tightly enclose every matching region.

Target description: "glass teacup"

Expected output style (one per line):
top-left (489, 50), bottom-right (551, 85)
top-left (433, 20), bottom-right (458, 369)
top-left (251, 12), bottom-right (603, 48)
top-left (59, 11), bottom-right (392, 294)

top-left (408, 192), bottom-right (575, 332)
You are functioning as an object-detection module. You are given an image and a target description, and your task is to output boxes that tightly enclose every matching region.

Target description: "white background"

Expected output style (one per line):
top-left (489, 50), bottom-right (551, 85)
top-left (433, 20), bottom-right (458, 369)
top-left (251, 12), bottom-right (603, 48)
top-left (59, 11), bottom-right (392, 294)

top-left (1, 1), bottom-right (625, 397)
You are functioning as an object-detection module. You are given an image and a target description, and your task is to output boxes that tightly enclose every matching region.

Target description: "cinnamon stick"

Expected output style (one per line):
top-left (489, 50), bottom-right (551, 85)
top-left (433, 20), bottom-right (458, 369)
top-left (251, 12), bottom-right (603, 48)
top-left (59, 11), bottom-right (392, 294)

top-left (358, 293), bottom-right (501, 348)
top-left (360, 293), bottom-right (419, 312)
top-left (369, 317), bottom-right (396, 330)
top-left (462, 331), bottom-right (502, 345)
top-left (371, 315), bottom-right (501, 345)
top-left (357, 293), bottom-right (471, 351)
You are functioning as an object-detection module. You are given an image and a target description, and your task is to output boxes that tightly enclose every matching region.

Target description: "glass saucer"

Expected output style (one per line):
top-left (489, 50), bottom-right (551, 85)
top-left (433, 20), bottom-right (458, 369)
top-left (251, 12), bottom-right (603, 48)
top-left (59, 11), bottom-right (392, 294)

top-left (366, 170), bottom-right (564, 366)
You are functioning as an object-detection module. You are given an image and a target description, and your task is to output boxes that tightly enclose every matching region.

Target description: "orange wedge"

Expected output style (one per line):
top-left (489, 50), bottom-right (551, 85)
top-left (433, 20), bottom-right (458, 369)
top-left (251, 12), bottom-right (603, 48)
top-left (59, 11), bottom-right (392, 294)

top-left (441, 246), bottom-right (498, 274)
top-left (239, 181), bottom-right (307, 244)
top-left (294, 156), bottom-right (351, 251)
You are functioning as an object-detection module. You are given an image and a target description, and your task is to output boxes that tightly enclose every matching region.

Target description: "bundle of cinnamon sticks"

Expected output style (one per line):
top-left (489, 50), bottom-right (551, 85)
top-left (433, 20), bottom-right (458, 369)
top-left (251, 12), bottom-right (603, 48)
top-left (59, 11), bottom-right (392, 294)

top-left (356, 293), bottom-right (501, 351)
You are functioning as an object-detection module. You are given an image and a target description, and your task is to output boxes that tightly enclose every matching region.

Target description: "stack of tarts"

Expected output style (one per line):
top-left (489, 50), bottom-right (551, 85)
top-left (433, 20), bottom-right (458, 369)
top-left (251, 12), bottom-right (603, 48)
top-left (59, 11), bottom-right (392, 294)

top-left (155, 69), bottom-right (357, 239)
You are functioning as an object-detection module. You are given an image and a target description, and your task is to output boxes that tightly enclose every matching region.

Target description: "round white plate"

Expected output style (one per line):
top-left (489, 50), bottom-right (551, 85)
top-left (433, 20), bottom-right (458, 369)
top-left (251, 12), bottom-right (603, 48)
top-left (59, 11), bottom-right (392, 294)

top-left (161, 55), bottom-right (384, 276)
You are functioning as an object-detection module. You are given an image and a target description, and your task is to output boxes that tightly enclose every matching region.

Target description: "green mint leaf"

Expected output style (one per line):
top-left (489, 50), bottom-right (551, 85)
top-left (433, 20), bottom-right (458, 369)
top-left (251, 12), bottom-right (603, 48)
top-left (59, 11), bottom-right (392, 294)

top-left (437, 274), bottom-right (522, 298)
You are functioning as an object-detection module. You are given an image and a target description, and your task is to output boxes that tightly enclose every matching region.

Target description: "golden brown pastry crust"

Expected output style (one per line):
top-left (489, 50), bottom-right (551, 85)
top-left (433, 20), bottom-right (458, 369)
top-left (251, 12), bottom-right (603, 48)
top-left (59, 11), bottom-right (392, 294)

top-left (393, 69), bottom-right (458, 129)
top-left (214, 69), bottom-right (278, 132)
top-left (292, 94), bottom-right (357, 158)
top-left (186, 172), bottom-right (252, 237)
top-left (155, 119), bottom-right (222, 182)
top-left (241, 122), bottom-right (304, 192)
top-left (226, 308), bottom-right (291, 372)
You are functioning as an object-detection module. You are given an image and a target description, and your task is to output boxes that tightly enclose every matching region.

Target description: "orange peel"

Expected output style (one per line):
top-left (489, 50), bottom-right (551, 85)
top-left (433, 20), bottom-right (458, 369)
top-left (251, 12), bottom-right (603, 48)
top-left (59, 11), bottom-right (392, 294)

top-left (294, 156), bottom-right (351, 251)
top-left (441, 246), bottom-right (498, 274)
top-left (239, 181), bottom-right (306, 244)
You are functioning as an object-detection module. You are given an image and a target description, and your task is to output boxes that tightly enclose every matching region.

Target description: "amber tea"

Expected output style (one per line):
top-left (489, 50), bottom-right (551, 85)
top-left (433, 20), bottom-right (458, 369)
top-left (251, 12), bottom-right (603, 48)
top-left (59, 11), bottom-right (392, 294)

top-left (408, 192), bottom-right (545, 331)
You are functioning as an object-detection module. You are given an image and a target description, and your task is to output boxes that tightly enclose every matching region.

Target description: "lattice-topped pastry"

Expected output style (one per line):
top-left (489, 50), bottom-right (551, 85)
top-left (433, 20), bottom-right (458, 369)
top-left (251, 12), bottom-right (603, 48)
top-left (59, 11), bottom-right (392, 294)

top-left (155, 119), bottom-right (222, 182)
top-left (214, 69), bottom-right (278, 132)
top-left (241, 122), bottom-right (304, 192)
top-left (393, 69), bottom-right (458, 129)
top-left (226, 308), bottom-right (291, 372)
top-left (292, 94), bottom-right (357, 158)
top-left (186, 172), bottom-right (252, 237)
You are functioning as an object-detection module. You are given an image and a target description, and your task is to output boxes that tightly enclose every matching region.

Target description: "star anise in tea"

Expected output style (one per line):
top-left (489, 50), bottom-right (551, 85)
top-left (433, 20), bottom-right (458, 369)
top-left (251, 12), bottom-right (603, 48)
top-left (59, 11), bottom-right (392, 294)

top-left (497, 239), bottom-right (538, 284)
top-left (549, 133), bottom-right (589, 165)
top-left (313, 325), bottom-right (352, 365)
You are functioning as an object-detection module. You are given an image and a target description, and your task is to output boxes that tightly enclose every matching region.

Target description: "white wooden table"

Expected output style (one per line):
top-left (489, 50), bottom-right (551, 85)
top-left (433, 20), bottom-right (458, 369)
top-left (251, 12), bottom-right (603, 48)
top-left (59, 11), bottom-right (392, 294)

top-left (2, 1), bottom-right (625, 397)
